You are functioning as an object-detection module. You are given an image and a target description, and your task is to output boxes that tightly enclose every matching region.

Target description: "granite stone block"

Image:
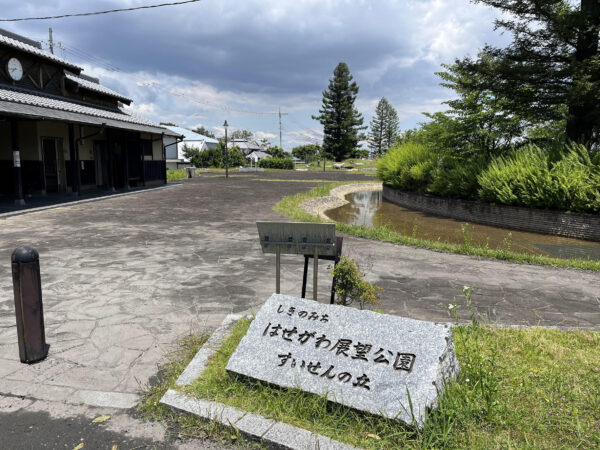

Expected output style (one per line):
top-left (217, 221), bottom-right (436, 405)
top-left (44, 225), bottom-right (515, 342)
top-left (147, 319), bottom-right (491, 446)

top-left (226, 294), bottom-right (459, 426)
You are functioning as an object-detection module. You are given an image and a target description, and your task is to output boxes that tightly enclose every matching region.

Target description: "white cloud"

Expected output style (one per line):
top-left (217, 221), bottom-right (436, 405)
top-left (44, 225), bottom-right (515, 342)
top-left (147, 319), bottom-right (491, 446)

top-left (255, 131), bottom-right (277, 140)
top-left (4, 0), bottom-right (510, 149)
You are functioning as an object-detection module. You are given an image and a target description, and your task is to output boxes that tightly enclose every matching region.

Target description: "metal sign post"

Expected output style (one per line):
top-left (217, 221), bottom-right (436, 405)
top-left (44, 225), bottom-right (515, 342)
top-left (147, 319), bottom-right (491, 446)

top-left (257, 222), bottom-right (337, 300)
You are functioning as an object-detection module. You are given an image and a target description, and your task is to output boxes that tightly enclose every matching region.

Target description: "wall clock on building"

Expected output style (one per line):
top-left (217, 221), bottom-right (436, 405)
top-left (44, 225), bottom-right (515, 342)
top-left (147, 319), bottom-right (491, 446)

top-left (7, 57), bottom-right (23, 81)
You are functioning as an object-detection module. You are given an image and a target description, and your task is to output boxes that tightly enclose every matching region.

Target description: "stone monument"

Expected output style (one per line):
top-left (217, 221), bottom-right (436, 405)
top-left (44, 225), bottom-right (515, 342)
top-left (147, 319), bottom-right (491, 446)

top-left (226, 294), bottom-right (459, 427)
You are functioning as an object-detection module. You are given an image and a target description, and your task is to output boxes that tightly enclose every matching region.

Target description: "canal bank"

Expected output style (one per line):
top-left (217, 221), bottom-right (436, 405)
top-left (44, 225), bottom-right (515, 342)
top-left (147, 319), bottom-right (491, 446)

top-left (327, 190), bottom-right (600, 261)
top-left (290, 182), bottom-right (600, 270)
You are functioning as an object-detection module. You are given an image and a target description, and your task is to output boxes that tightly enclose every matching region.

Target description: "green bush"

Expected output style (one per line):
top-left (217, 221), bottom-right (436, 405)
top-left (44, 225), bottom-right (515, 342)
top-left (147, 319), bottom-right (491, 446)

top-left (331, 257), bottom-right (382, 310)
top-left (188, 145), bottom-right (245, 168)
top-left (478, 144), bottom-right (600, 213)
top-left (258, 157), bottom-right (294, 170)
top-left (428, 156), bottom-right (486, 199)
top-left (376, 142), bottom-right (438, 191)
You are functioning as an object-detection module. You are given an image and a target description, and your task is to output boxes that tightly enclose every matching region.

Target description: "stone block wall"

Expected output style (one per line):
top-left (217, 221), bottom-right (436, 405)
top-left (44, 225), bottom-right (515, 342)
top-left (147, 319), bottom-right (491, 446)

top-left (382, 186), bottom-right (600, 242)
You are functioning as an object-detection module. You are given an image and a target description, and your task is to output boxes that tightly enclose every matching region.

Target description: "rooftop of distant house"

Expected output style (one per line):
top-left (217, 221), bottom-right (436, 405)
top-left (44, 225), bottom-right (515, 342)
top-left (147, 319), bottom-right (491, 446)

top-left (163, 125), bottom-right (219, 143)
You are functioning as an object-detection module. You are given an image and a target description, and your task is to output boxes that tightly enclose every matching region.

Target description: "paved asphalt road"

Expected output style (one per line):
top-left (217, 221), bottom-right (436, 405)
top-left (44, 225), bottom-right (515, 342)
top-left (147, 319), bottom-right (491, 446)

top-left (0, 170), bottom-right (598, 448)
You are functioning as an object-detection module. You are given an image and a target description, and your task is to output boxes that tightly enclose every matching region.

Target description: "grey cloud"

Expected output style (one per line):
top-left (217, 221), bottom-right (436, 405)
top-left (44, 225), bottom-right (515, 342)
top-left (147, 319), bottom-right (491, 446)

top-left (4, 0), bottom-right (506, 145)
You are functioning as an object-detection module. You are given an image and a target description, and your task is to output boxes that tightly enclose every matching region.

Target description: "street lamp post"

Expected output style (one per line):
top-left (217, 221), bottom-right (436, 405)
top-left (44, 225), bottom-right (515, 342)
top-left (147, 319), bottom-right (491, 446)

top-left (223, 120), bottom-right (229, 179)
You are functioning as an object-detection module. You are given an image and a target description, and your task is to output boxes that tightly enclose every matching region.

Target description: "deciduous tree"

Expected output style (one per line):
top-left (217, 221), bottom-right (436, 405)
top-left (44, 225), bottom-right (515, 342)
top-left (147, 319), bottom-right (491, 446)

top-left (231, 129), bottom-right (254, 140)
top-left (292, 144), bottom-right (321, 163)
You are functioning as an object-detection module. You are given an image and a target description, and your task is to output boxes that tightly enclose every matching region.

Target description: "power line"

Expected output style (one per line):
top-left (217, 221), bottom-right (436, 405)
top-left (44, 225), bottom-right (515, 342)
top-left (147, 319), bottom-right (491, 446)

top-left (0, 0), bottom-right (202, 22)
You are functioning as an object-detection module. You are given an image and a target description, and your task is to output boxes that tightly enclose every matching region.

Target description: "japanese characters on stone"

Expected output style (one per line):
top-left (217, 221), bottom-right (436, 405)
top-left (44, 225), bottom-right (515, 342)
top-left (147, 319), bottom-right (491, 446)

top-left (262, 303), bottom-right (417, 390)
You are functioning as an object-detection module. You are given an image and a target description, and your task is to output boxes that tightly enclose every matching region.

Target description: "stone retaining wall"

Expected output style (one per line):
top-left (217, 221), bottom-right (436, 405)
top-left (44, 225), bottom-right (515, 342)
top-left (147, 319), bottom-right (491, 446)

top-left (383, 185), bottom-right (600, 242)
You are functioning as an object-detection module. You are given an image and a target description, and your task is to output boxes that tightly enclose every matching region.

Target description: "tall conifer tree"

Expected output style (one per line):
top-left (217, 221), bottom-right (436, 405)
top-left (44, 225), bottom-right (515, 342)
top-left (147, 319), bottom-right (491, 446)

top-left (368, 99), bottom-right (386, 156)
top-left (313, 63), bottom-right (365, 161)
top-left (368, 98), bottom-right (399, 155)
top-left (383, 100), bottom-right (400, 150)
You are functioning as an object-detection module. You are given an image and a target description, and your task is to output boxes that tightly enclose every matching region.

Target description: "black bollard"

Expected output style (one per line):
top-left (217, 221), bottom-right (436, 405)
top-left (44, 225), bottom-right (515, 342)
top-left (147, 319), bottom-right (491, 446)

top-left (11, 246), bottom-right (47, 363)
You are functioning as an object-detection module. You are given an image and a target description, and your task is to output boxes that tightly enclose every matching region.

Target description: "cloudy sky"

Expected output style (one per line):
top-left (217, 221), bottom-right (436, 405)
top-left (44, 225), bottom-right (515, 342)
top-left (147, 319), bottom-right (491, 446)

top-left (2, 0), bottom-right (508, 149)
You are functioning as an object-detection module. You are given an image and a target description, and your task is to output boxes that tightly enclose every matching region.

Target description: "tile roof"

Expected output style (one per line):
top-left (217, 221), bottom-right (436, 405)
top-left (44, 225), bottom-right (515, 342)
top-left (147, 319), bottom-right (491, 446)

top-left (231, 139), bottom-right (265, 150)
top-left (65, 72), bottom-right (132, 103)
top-left (164, 125), bottom-right (219, 143)
top-left (0, 32), bottom-right (82, 72)
top-left (247, 150), bottom-right (270, 159)
top-left (0, 87), bottom-right (179, 136)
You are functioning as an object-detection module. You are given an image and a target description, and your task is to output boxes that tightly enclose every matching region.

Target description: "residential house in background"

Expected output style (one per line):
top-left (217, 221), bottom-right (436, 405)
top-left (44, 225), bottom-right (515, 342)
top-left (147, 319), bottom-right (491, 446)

top-left (230, 139), bottom-right (266, 157)
top-left (0, 28), bottom-right (180, 204)
top-left (163, 125), bottom-right (218, 169)
top-left (246, 150), bottom-right (270, 165)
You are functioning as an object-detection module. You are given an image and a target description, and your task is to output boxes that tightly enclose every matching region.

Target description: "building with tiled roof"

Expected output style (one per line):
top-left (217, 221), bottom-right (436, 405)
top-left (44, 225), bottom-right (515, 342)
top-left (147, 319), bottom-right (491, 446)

top-left (0, 28), bottom-right (182, 203)
top-left (230, 139), bottom-right (266, 156)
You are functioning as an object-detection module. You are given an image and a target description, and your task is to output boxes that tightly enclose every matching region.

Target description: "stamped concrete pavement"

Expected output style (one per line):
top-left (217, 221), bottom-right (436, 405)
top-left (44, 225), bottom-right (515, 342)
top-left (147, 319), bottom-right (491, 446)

top-left (0, 171), bottom-right (598, 445)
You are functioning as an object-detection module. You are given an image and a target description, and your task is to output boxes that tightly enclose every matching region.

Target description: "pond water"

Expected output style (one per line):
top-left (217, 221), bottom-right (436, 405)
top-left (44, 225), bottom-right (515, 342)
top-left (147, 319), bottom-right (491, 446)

top-left (326, 191), bottom-right (600, 261)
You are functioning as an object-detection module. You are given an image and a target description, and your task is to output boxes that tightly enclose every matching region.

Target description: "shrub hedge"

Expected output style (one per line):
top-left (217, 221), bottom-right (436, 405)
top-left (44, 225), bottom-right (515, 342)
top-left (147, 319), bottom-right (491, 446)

top-left (258, 157), bottom-right (294, 170)
top-left (377, 142), bottom-right (600, 213)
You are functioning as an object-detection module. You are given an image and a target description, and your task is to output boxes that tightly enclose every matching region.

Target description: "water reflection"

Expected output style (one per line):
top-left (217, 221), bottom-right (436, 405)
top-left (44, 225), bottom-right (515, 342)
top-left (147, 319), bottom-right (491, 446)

top-left (326, 191), bottom-right (600, 260)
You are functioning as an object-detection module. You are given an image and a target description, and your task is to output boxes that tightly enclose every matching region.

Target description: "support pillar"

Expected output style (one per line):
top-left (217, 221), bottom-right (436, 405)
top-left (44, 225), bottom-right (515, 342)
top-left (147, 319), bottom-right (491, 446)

top-left (313, 248), bottom-right (318, 301)
top-left (275, 248), bottom-right (281, 294)
top-left (68, 124), bottom-right (78, 196)
top-left (122, 136), bottom-right (129, 190)
top-left (140, 138), bottom-right (146, 187)
top-left (162, 134), bottom-right (167, 185)
top-left (74, 139), bottom-right (82, 197)
top-left (11, 120), bottom-right (25, 206)
top-left (106, 128), bottom-right (115, 191)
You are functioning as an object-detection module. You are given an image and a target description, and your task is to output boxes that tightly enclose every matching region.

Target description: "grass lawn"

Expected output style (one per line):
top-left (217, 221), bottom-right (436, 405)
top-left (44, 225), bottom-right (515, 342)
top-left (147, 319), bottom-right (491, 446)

top-left (273, 182), bottom-right (600, 271)
top-left (140, 316), bottom-right (600, 449)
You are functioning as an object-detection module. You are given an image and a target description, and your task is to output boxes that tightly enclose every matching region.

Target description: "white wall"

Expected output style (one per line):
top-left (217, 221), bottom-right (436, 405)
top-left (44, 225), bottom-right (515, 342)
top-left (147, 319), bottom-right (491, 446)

top-left (164, 136), bottom-right (178, 160)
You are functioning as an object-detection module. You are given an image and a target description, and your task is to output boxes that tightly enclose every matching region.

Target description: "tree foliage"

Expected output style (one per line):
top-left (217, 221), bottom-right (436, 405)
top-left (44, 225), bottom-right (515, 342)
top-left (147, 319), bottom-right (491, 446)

top-left (313, 62), bottom-right (366, 161)
top-left (430, 62), bottom-right (526, 158)
top-left (230, 129), bottom-right (254, 140)
top-left (258, 138), bottom-right (272, 149)
top-left (183, 142), bottom-right (244, 168)
top-left (267, 146), bottom-right (289, 159)
top-left (192, 126), bottom-right (216, 138)
top-left (455, 0), bottom-right (600, 146)
top-left (292, 144), bottom-right (321, 163)
top-left (368, 98), bottom-right (399, 156)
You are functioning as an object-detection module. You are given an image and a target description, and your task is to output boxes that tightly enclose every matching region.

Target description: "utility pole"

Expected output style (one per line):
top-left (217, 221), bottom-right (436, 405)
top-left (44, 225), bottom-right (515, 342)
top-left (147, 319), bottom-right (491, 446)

top-left (48, 28), bottom-right (54, 54)
top-left (278, 107), bottom-right (288, 149)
